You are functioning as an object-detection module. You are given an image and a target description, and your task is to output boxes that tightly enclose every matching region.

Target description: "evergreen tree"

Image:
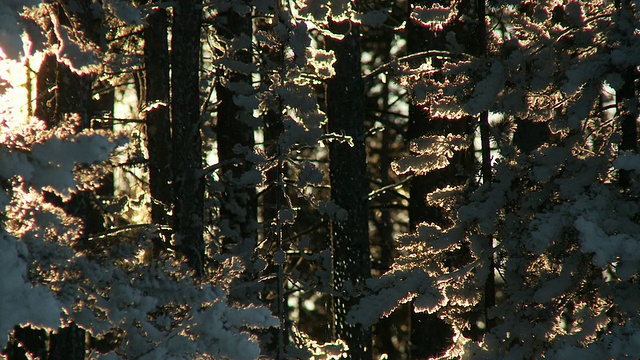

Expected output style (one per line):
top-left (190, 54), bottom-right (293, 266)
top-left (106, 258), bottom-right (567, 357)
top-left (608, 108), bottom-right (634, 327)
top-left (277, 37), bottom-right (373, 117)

top-left (351, 1), bottom-right (640, 358)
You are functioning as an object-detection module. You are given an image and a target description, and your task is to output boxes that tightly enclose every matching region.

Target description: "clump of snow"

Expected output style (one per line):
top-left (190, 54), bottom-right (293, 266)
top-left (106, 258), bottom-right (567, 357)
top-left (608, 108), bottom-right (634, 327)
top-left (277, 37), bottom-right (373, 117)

top-left (392, 152), bottom-right (450, 175)
top-left (307, 48), bottom-right (335, 79)
top-left (298, 0), bottom-right (329, 23)
top-left (318, 200), bottom-right (348, 221)
top-left (349, 269), bottom-right (442, 326)
top-left (328, 0), bottom-right (351, 22)
top-left (289, 22), bottom-right (310, 68)
top-left (613, 152), bottom-right (640, 172)
top-left (576, 216), bottom-right (640, 273)
top-left (239, 168), bottom-right (264, 187)
top-left (104, 0), bottom-right (141, 25)
top-left (392, 134), bottom-right (468, 175)
top-left (410, 4), bottom-right (455, 30)
top-left (0, 12), bottom-right (25, 59)
top-left (465, 62), bottom-right (506, 115)
top-left (356, 10), bottom-right (389, 27)
top-left (279, 208), bottom-right (296, 225)
top-left (0, 232), bottom-right (62, 342)
top-left (562, 59), bottom-right (606, 96)
top-left (0, 0), bottom-right (41, 59)
top-left (296, 160), bottom-right (324, 187)
top-left (49, 10), bottom-right (99, 75)
top-left (28, 133), bottom-right (115, 199)
top-left (564, 2), bottom-right (585, 27)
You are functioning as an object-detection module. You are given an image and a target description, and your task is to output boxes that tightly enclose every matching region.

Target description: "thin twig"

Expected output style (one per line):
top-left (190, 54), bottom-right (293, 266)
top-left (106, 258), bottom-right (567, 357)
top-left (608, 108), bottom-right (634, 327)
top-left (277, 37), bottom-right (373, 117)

top-left (364, 50), bottom-right (469, 83)
top-left (87, 223), bottom-right (172, 240)
top-left (368, 175), bottom-right (413, 201)
top-left (199, 159), bottom-right (241, 177)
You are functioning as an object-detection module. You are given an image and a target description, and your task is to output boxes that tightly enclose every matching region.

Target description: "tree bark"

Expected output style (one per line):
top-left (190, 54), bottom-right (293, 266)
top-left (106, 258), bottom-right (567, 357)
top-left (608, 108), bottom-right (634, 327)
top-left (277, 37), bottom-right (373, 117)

top-left (616, 1), bottom-right (638, 187)
top-left (171, 0), bottom-right (205, 276)
top-left (215, 2), bottom-right (258, 259)
top-left (406, 1), bottom-right (459, 357)
top-left (49, 324), bottom-right (85, 360)
top-left (326, 18), bottom-right (373, 360)
top-left (144, 6), bottom-right (172, 229)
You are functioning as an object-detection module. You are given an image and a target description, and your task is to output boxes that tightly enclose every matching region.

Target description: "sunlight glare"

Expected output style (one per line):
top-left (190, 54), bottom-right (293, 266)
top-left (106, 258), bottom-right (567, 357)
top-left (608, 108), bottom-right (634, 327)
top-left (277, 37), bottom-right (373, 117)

top-left (0, 50), bottom-right (43, 125)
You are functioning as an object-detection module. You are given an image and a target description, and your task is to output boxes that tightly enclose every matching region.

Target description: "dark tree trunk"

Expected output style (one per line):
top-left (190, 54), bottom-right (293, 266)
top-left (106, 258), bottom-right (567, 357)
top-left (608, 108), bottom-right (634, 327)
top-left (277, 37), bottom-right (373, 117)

top-left (215, 2), bottom-right (258, 259)
top-left (171, 0), bottom-right (205, 276)
top-left (406, 1), bottom-right (458, 357)
top-left (255, 12), bottom-right (288, 356)
top-left (616, 1), bottom-right (638, 187)
top-left (143, 6), bottom-right (172, 231)
top-left (473, 0), bottom-right (496, 334)
top-left (513, 118), bottom-right (551, 155)
top-left (49, 324), bottom-right (85, 360)
top-left (262, 108), bottom-right (283, 246)
top-left (263, 108), bottom-right (287, 358)
top-left (2, 326), bottom-right (47, 360)
top-left (35, 53), bottom-right (60, 127)
top-left (325, 18), bottom-right (373, 360)
top-left (35, 53), bottom-right (92, 130)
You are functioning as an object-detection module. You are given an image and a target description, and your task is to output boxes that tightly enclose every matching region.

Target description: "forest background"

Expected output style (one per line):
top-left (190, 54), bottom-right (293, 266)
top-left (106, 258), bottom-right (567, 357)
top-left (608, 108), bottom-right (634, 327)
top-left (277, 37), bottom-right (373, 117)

top-left (1, 0), bottom-right (639, 359)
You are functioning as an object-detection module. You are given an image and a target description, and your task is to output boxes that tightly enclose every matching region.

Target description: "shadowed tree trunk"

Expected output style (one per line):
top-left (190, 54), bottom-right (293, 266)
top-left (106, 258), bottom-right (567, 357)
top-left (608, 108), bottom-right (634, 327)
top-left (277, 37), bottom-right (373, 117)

top-left (142, 3), bottom-right (173, 263)
top-left (616, 0), bottom-right (638, 187)
top-left (144, 5), bottom-right (172, 231)
top-left (513, 118), bottom-right (552, 155)
top-left (473, 0), bottom-right (496, 334)
top-left (254, 11), bottom-right (289, 356)
top-left (215, 1), bottom-right (258, 261)
top-left (1, 326), bottom-right (47, 360)
top-left (171, 0), bottom-right (205, 276)
top-left (49, 324), bottom-right (86, 360)
top-left (325, 17), bottom-right (373, 360)
top-left (406, 1), bottom-right (458, 357)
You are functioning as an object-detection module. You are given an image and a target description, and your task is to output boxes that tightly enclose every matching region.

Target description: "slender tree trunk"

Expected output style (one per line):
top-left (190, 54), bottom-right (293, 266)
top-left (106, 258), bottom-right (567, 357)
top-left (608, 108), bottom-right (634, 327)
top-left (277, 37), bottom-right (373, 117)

top-left (144, 6), bottom-right (172, 230)
top-left (479, 108), bottom-right (495, 332)
top-left (255, 11), bottom-right (288, 355)
top-left (616, 1), bottom-right (638, 187)
top-left (215, 2), bottom-right (258, 259)
top-left (474, 0), bottom-right (496, 333)
top-left (325, 18), bottom-right (373, 360)
top-left (171, 0), bottom-right (205, 276)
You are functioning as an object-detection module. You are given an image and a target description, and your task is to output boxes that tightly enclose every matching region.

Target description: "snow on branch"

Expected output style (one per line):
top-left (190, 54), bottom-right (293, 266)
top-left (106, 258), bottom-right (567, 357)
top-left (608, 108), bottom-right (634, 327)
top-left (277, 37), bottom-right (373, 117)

top-left (392, 134), bottom-right (469, 175)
